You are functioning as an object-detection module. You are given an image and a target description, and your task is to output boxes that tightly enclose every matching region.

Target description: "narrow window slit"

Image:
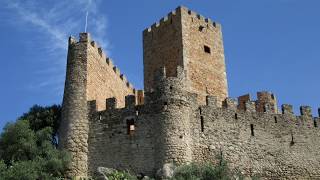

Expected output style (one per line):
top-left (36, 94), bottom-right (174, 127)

top-left (200, 116), bottom-right (204, 132)
top-left (274, 116), bottom-right (277, 123)
top-left (250, 124), bottom-right (254, 136)
top-left (290, 133), bottom-right (295, 146)
top-left (235, 113), bottom-right (238, 120)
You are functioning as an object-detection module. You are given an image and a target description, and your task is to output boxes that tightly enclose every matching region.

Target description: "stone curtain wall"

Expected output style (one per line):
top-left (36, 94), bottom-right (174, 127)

top-left (87, 83), bottom-right (320, 178)
top-left (87, 102), bottom-right (156, 176)
top-left (191, 103), bottom-right (320, 179)
top-left (180, 7), bottom-right (228, 105)
top-left (86, 37), bottom-right (135, 110)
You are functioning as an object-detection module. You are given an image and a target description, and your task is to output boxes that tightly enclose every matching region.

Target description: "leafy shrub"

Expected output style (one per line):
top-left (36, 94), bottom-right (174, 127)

top-left (171, 154), bottom-right (231, 180)
top-left (107, 170), bottom-right (137, 180)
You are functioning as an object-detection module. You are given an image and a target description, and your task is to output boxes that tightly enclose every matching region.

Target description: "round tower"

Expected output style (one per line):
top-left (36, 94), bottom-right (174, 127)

top-left (59, 33), bottom-right (90, 178)
top-left (153, 66), bottom-right (194, 171)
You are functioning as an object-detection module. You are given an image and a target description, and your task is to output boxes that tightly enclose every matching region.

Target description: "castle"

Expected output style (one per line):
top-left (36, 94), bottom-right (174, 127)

top-left (59, 6), bottom-right (320, 179)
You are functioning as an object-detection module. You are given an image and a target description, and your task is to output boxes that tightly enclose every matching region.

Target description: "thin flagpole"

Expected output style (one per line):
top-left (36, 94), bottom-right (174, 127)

top-left (85, 11), bottom-right (88, 32)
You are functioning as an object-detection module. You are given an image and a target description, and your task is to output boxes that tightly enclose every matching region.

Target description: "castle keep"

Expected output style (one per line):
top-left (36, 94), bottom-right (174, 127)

top-left (59, 6), bottom-right (320, 179)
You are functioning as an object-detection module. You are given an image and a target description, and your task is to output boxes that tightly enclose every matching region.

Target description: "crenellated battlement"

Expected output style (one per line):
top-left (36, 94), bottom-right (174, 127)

top-left (204, 93), bottom-right (320, 119)
top-left (143, 8), bottom-right (178, 34)
top-left (87, 93), bottom-right (320, 143)
top-left (143, 6), bottom-right (220, 35)
top-left (69, 33), bottom-right (135, 95)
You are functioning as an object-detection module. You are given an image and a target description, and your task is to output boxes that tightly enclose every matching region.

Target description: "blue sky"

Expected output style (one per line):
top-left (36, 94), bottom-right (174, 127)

top-left (0, 0), bottom-right (319, 130)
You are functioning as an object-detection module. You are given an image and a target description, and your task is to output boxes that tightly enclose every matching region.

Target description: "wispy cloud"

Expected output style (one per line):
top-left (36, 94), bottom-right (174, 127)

top-left (2, 0), bottom-right (110, 95)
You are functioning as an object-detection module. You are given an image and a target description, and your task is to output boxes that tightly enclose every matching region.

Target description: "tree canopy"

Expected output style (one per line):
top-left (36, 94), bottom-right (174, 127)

top-left (0, 105), bottom-right (70, 180)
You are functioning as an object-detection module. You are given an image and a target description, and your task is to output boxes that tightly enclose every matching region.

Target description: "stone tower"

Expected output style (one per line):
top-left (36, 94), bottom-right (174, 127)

top-left (143, 6), bottom-right (228, 104)
top-left (153, 67), bottom-right (195, 170)
top-left (59, 33), bottom-right (136, 178)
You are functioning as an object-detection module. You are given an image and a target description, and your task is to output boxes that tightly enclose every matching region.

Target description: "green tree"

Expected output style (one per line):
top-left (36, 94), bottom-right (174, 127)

top-left (19, 105), bottom-right (61, 146)
top-left (0, 105), bottom-right (70, 180)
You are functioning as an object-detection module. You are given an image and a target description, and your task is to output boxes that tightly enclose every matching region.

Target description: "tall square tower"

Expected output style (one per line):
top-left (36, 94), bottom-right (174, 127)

top-left (143, 6), bottom-right (228, 104)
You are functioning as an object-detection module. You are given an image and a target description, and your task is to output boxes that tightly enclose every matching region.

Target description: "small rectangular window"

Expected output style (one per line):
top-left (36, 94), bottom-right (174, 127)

top-left (127, 119), bottom-right (135, 135)
top-left (204, 45), bottom-right (211, 54)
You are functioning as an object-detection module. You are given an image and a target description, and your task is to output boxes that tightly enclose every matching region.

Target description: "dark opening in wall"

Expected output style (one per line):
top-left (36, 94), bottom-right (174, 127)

top-left (127, 119), bottom-right (135, 135)
top-left (271, 94), bottom-right (275, 99)
top-left (213, 22), bottom-right (216, 27)
top-left (204, 45), bottom-right (211, 54)
top-left (263, 106), bottom-right (267, 112)
top-left (164, 102), bottom-right (168, 110)
top-left (314, 120), bottom-right (318, 128)
top-left (199, 107), bottom-right (202, 115)
top-left (235, 113), bottom-right (238, 120)
top-left (188, 10), bottom-right (192, 15)
top-left (199, 25), bottom-right (204, 32)
top-left (200, 116), bottom-right (204, 132)
top-left (274, 116), bottom-right (277, 123)
top-left (290, 133), bottom-right (295, 146)
top-left (169, 86), bottom-right (173, 90)
top-left (250, 124), bottom-right (254, 136)
top-left (170, 18), bottom-right (173, 24)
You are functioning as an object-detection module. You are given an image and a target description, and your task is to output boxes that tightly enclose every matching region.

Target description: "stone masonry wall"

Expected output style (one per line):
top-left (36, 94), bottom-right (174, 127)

top-left (180, 6), bottom-right (228, 105)
top-left (87, 93), bottom-right (320, 179)
top-left (86, 38), bottom-right (135, 110)
top-left (86, 69), bottom-right (320, 179)
top-left (143, 6), bottom-right (228, 105)
top-left (143, 8), bottom-right (183, 92)
top-left (87, 102), bottom-right (156, 177)
top-left (59, 34), bottom-right (90, 177)
top-left (60, 33), bottom-right (139, 177)
top-left (191, 99), bottom-right (320, 179)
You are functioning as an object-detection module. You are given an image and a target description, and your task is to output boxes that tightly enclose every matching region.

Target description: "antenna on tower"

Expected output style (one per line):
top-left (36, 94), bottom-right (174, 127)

top-left (85, 11), bottom-right (89, 32)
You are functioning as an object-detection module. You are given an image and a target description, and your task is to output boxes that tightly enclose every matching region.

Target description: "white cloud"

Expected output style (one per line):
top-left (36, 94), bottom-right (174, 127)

top-left (2, 0), bottom-right (110, 94)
